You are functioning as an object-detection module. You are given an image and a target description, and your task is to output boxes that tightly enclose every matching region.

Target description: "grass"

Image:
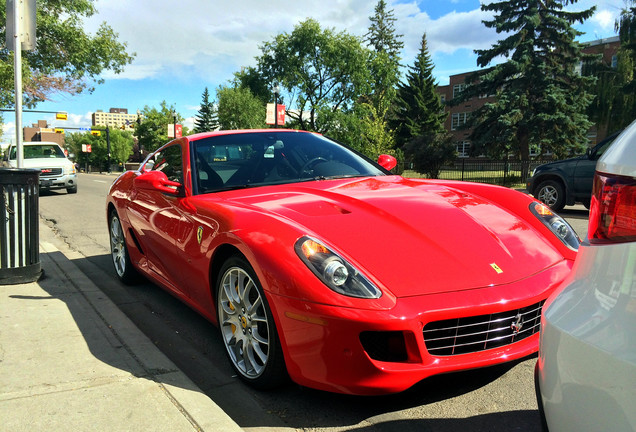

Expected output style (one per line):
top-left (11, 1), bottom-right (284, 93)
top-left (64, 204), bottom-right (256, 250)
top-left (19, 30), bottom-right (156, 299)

top-left (401, 169), bottom-right (527, 189)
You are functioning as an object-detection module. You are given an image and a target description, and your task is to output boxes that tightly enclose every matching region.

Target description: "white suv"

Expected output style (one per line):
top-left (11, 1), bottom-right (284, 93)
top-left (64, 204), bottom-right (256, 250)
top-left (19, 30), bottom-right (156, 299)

top-left (3, 142), bottom-right (78, 193)
top-left (536, 119), bottom-right (636, 431)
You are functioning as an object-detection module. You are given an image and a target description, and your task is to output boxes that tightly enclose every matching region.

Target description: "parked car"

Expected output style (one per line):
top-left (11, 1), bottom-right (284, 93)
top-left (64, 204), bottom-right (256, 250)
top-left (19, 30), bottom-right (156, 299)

top-left (526, 131), bottom-right (620, 211)
top-left (2, 141), bottom-right (78, 193)
top-left (535, 119), bottom-right (636, 431)
top-left (106, 129), bottom-right (579, 395)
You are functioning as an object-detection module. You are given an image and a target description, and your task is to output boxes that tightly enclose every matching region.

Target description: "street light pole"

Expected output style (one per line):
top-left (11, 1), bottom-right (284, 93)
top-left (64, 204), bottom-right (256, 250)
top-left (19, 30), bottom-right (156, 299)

top-left (106, 126), bottom-right (111, 173)
top-left (13, 0), bottom-right (23, 168)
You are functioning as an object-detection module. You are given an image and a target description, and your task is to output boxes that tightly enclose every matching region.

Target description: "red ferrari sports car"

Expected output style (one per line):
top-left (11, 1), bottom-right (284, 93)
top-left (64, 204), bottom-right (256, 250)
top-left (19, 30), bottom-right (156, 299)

top-left (106, 129), bottom-right (579, 395)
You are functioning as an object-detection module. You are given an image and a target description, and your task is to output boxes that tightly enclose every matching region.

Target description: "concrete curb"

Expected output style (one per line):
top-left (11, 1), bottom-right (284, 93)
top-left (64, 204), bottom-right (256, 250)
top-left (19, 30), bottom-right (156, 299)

top-left (0, 228), bottom-right (242, 431)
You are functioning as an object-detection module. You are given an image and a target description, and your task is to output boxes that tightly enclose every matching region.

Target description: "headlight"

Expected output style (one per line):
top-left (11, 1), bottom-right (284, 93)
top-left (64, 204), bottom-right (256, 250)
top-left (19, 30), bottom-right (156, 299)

top-left (529, 202), bottom-right (580, 251)
top-left (295, 236), bottom-right (382, 299)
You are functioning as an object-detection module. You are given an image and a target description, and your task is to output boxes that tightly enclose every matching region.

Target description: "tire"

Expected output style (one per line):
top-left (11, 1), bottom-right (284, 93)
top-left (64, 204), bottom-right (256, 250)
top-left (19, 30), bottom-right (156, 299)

top-left (536, 180), bottom-right (565, 212)
top-left (216, 255), bottom-right (287, 389)
top-left (108, 211), bottom-right (138, 284)
top-left (67, 185), bottom-right (78, 194)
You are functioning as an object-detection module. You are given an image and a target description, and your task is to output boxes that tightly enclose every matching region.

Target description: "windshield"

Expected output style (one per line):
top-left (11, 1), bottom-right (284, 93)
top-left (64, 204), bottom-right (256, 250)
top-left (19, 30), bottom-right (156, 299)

top-left (192, 132), bottom-right (387, 194)
top-left (10, 144), bottom-right (66, 159)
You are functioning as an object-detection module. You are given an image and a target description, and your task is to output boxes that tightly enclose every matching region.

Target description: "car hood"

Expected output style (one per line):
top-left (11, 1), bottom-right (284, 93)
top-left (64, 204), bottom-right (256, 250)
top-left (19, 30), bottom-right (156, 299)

top-left (12, 158), bottom-right (72, 169)
top-left (535, 155), bottom-right (585, 171)
top-left (221, 176), bottom-right (564, 297)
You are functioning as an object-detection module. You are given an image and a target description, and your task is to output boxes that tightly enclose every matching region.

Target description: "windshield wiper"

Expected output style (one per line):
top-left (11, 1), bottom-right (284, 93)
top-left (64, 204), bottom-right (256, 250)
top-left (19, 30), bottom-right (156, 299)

top-left (207, 184), bottom-right (252, 192)
top-left (315, 174), bottom-right (368, 180)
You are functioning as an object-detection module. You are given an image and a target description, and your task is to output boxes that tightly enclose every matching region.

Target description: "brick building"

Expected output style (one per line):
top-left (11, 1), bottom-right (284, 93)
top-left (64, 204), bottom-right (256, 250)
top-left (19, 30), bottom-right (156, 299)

top-left (437, 36), bottom-right (621, 157)
top-left (23, 120), bottom-right (65, 146)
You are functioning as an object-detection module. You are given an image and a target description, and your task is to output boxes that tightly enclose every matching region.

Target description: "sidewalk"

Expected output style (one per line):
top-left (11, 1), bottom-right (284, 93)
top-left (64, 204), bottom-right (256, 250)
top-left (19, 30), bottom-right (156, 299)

top-left (0, 222), bottom-right (243, 431)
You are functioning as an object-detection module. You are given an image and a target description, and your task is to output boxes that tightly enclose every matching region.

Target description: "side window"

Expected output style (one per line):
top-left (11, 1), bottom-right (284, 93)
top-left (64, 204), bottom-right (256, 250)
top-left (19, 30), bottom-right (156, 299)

top-left (147, 144), bottom-right (183, 183)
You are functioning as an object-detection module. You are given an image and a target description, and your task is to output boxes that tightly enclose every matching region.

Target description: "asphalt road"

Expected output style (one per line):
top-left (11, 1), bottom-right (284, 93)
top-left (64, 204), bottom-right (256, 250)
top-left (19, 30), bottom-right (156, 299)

top-left (38, 172), bottom-right (590, 432)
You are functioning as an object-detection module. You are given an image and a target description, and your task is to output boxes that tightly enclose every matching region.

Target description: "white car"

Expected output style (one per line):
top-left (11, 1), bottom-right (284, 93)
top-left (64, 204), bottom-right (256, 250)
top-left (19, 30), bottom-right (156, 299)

top-left (3, 141), bottom-right (77, 193)
top-left (535, 120), bottom-right (636, 431)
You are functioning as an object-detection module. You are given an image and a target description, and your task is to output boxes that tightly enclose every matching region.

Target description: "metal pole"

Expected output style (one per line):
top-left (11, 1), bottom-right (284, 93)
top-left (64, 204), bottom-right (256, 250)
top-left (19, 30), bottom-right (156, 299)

top-left (106, 126), bottom-right (111, 173)
top-left (13, 0), bottom-right (23, 168)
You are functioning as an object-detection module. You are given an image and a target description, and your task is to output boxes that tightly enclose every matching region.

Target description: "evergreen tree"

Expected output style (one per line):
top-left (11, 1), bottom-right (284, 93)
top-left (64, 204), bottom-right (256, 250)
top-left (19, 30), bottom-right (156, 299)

top-left (392, 33), bottom-right (447, 148)
top-left (452, 0), bottom-right (596, 160)
top-left (364, 0), bottom-right (404, 60)
top-left (364, 0), bottom-right (404, 112)
top-left (403, 132), bottom-right (456, 179)
top-left (193, 87), bottom-right (218, 133)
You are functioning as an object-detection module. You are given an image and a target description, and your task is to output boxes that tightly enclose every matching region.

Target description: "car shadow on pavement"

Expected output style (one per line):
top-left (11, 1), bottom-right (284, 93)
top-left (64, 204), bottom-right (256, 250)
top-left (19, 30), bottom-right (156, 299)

top-left (32, 249), bottom-right (206, 394)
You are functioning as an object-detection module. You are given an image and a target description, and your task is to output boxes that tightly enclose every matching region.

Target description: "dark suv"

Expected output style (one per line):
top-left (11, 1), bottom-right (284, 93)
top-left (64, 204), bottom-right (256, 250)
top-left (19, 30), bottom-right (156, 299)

top-left (526, 132), bottom-right (619, 212)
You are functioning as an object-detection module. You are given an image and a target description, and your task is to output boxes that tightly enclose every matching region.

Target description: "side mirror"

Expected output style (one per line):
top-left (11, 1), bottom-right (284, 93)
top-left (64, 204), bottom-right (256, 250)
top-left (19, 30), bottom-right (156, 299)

top-left (134, 170), bottom-right (181, 195)
top-left (377, 154), bottom-right (397, 171)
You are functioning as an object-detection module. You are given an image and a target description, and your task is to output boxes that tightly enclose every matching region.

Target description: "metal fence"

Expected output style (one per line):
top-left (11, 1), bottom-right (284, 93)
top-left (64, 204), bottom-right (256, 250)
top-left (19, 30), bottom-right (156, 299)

top-left (401, 159), bottom-right (552, 187)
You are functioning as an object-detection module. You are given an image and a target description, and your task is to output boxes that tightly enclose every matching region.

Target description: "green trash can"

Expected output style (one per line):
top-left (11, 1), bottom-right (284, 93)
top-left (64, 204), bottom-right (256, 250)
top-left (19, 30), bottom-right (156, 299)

top-left (0, 168), bottom-right (41, 284)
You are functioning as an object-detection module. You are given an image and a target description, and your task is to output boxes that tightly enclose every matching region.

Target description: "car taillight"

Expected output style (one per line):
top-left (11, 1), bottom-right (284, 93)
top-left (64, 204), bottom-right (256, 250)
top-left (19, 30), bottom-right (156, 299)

top-left (588, 172), bottom-right (636, 244)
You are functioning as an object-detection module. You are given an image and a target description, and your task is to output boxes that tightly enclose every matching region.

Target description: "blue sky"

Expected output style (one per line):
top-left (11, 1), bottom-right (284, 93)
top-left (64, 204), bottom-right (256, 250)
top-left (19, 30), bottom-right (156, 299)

top-left (2, 0), bottom-right (626, 142)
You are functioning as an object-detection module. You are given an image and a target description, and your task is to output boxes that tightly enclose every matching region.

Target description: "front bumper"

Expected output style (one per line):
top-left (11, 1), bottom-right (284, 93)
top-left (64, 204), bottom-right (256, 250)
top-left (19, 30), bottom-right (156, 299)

top-left (270, 260), bottom-right (572, 395)
top-left (39, 173), bottom-right (77, 190)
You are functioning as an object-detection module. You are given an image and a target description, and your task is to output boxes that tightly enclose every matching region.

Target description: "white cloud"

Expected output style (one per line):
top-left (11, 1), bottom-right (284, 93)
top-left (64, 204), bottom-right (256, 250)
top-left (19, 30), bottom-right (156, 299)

top-left (85, 0), bottom-right (503, 82)
top-left (87, 0), bottom-right (374, 81)
top-left (592, 9), bottom-right (617, 30)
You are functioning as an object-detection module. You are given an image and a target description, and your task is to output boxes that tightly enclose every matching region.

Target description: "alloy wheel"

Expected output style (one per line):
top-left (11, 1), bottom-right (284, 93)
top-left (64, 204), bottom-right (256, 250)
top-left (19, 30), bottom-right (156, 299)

top-left (110, 215), bottom-right (127, 278)
top-left (218, 266), bottom-right (270, 379)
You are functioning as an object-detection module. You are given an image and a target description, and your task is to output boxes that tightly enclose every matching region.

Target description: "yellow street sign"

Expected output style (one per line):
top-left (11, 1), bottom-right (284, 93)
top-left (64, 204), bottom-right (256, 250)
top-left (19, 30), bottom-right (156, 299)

top-left (55, 128), bottom-right (65, 134)
top-left (56, 112), bottom-right (68, 120)
top-left (91, 130), bottom-right (101, 136)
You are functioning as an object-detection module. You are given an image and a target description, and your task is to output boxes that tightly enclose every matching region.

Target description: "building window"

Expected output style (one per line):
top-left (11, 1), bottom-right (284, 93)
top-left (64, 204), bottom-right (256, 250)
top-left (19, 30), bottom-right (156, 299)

top-left (452, 83), bottom-right (466, 99)
top-left (451, 112), bottom-right (470, 130)
top-left (611, 55), bottom-right (618, 68)
top-left (456, 141), bottom-right (470, 157)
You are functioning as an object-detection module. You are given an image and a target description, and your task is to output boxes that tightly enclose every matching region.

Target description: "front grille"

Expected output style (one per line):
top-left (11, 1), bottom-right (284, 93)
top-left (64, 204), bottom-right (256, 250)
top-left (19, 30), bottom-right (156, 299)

top-left (423, 300), bottom-right (544, 356)
top-left (40, 168), bottom-right (63, 178)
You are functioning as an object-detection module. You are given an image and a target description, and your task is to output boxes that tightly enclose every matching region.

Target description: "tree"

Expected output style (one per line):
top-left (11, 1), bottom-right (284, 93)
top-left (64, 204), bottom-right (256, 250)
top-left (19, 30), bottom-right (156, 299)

top-left (193, 87), bottom-right (218, 133)
top-left (403, 132), bottom-right (456, 179)
top-left (589, 1), bottom-right (636, 132)
top-left (355, 102), bottom-right (396, 160)
top-left (364, 0), bottom-right (404, 112)
top-left (135, 102), bottom-right (184, 153)
top-left (392, 33), bottom-right (447, 148)
top-left (108, 128), bottom-right (135, 167)
top-left (232, 66), bottom-right (271, 104)
top-left (216, 85), bottom-right (266, 130)
top-left (257, 19), bottom-right (371, 134)
top-left (66, 128), bottom-right (133, 172)
top-left (364, 0), bottom-right (404, 59)
top-left (452, 0), bottom-right (595, 160)
top-left (0, 0), bottom-right (135, 108)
